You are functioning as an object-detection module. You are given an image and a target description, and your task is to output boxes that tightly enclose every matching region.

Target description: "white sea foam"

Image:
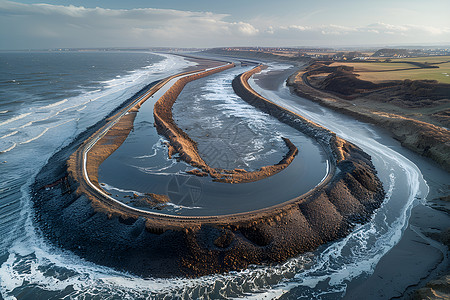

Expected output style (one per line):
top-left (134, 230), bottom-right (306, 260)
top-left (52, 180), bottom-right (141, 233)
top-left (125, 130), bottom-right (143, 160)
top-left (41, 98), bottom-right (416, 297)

top-left (0, 131), bottom-right (18, 140)
top-left (19, 119), bottom-right (76, 145)
top-left (164, 202), bottom-right (202, 210)
top-left (19, 128), bottom-right (50, 145)
top-left (0, 56), bottom-right (428, 300)
top-left (0, 113), bottom-right (31, 127)
top-left (0, 142), bottom-right (16, 153)
top-left (37, 99), bottom-right (68, 110)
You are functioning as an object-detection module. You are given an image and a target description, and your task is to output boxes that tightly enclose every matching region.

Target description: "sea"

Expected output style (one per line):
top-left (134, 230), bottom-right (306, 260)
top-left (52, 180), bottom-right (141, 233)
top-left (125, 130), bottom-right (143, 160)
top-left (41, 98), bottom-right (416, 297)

top-left (0, 51), bottom-right (441, 299)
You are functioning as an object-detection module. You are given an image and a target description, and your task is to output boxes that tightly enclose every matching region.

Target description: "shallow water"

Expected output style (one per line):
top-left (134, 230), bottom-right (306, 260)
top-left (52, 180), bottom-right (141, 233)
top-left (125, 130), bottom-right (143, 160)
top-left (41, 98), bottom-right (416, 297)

top-left (0, 54), bottom-right (440, 299)
top-left (98, 66), bottom-right (328, 216)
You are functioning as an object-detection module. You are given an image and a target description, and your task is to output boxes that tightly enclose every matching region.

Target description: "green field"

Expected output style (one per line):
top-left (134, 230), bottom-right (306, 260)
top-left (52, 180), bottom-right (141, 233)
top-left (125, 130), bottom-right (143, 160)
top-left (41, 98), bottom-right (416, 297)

top-left (330, 62), bottom-right (416, 72)
top-left (391, 55), bottom-right (450, 64)
top-left (330, 61), bottom-right (450, 84)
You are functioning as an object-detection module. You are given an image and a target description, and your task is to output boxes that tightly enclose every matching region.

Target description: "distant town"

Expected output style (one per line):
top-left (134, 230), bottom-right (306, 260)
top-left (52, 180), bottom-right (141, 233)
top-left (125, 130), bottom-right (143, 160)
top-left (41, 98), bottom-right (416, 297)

top-left (5, 46), bottom-right (450, 62)
top-left (216, 46), bottom-right (450, 61)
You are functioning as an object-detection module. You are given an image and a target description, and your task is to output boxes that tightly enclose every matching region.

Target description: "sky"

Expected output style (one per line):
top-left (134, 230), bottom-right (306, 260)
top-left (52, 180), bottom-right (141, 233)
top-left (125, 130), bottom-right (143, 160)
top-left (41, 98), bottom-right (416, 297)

top-left (1, 0), bottom-right (449, 50)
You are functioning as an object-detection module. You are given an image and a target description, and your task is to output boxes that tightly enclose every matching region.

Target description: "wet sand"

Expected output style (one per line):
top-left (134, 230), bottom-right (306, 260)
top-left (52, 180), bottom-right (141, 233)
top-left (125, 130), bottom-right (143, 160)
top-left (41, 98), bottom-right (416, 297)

top-left (344, 204), bottom-right (450, 299)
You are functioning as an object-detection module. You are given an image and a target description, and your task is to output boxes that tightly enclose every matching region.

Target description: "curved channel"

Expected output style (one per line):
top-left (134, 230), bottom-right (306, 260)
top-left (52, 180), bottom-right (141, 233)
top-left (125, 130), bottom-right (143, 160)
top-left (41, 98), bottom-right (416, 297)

top-left (98, 63), bottom-right (328, 216)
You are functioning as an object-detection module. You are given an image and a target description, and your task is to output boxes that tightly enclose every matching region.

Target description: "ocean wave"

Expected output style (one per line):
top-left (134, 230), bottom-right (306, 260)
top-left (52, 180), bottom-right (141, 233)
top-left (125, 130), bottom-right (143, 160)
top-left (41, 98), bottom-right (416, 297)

top-left (18, 97), bottom-right (102, 130)
top-left (19, 128), bottom-right (50, 145)
top-left (37, 99), bottom-right (68, 110)
top-left (0, 113), bottom-right (31, 127)
top-left (86, 89), bottom-right (102, 94)
top-left (0, 142), bottom-right (16, 153)
top-left (19, 119), bottom-right (76, 145)
top-left (0, 131), bottom-right (18, 140)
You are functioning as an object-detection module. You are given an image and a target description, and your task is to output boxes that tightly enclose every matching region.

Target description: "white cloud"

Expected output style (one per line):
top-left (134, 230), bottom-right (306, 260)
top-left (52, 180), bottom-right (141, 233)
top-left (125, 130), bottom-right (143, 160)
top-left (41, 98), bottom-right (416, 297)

top-left (319, 24), bottom-right (356, 35)
top-left (289, 25), bottom-right (308, 31)
top-left (234, 22), bottom-right (259, 36)
top-left (264, 22), bottom-right (450, 45)
top-left (0, 0), bottom-right (449, 49)
top-left (364, 22), bottom-right (450, 36)
top-left (0, 0), bottom-right (260, 48)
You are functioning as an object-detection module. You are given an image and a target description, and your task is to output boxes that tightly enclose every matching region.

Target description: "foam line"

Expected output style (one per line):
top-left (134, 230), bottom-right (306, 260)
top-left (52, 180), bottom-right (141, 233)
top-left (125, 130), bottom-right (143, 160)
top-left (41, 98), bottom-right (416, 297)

top-left (0, 113), bottom-right (31, 127)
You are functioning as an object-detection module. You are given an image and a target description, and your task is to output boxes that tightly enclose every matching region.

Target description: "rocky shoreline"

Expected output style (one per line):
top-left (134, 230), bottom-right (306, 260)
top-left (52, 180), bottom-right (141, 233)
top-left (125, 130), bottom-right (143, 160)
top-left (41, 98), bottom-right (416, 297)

top-left (32, 64), bottom-right (385, 277)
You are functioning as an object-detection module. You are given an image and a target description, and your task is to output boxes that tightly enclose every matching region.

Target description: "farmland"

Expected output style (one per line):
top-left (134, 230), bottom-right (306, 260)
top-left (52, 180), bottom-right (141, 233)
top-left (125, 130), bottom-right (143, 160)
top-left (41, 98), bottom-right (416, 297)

top-left (330, 58), bottom-right (450, 84)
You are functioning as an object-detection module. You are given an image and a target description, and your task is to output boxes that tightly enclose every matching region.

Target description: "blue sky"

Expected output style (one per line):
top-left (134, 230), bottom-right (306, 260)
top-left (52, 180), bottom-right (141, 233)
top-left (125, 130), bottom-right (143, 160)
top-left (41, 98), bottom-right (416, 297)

top-left (1, 0), bottom-right (449, 49)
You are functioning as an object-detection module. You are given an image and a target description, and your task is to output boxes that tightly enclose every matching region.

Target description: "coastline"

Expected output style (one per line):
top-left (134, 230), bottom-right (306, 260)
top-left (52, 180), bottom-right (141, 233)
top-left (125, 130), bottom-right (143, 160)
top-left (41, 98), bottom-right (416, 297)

top-left (286, 64), bottom-right (450, 172)
top-left (3, 48), bottom-right (445, 298)
top-left (275, 61), bottom-right (450, 299)
top-left (238, 58), bottom-right (449, 299)
top-left (32, 59), bottom-right (385, 277)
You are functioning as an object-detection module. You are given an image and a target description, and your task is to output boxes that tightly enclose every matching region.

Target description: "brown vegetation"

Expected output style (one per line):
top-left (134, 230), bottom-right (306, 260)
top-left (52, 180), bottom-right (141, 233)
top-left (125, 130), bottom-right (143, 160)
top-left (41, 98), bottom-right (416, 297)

top-left (288, 61), bottom-right (450, 171)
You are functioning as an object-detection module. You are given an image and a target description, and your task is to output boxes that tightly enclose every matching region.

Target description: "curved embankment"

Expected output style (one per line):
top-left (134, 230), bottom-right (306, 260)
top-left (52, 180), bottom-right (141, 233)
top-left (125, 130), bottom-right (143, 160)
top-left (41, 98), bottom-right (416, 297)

top-left (153, 63), bottom-right (298, 183)
top-left (32, 64), bottom-right (385, 277)
top-left (73, 68), bottom-right (206, 190)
